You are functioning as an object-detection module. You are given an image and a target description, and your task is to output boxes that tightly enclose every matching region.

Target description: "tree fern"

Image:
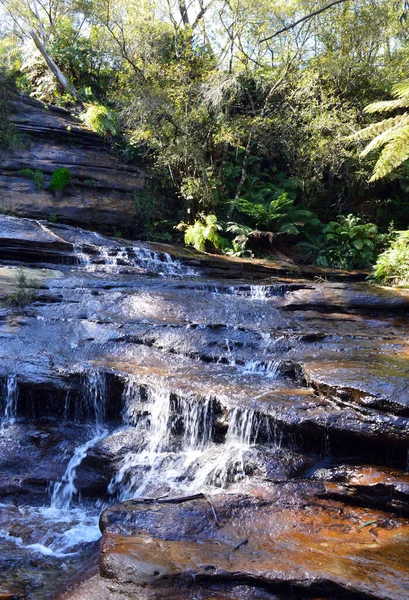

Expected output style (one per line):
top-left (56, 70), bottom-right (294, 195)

top-left (370, 127), bottom-right (409, 181)
top-left (360, 117), bottom-right (409, 157)
top-left (364, 98), bottom-right (409, 113)
top-left (351, 79), bottom-right (409, 181)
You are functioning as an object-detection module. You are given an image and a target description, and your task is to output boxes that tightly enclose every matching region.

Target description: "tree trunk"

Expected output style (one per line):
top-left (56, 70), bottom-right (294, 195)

top-left (30, 30), bottom-right (83, 102)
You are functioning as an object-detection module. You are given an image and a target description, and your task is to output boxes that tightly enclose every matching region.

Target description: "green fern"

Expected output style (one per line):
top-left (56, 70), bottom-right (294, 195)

top-left (372, 230), bottom-right (409, 286)
top-left (351, 80), bottom-right (409, 181)
top-left (180, 213), bottom-right (228, 253)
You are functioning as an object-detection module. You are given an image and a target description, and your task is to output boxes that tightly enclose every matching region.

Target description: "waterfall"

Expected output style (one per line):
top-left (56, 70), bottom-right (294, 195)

top-left (51, 370), bottom-right (108, 509)
top-left (50, 432), bottom-right (106, 509)
top-left (73, 243), bottom-right (198, 277)
top-left (0, 375), bottom-right (18, 424)
top-left (226, 407), bottom-right (258, 447)
top-left (121, 377), bottom-right (143, 426)
top-left (109, 384), bottom-right (172, 499)
top-left (110, 377), bottom-right (264, 499)
top-left (181, 396), bottom-right (214, 451)
top-left (80, 370), bottom-right (107, 429)
top-left (196, 407), bottom-right (258, 488)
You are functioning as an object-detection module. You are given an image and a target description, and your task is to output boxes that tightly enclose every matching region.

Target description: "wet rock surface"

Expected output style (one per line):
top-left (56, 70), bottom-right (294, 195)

top-left (0, 215), bottom-right (408, 598)
top-left (95, 488), bottom-right (409, 600)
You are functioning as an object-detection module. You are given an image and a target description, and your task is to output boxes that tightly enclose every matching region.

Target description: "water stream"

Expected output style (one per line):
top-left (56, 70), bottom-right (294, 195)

top-left (1, 230), bottom-right (408, 598)
top-left (0, 375), bottom-right (18, 425)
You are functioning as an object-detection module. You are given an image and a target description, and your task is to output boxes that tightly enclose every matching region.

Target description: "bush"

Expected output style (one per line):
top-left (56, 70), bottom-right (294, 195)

top-left (81, 103), bottom-right (118, 136)
top-left (49, 167), bottom-right (71, 192)
top-left (372, 230), bottom-right (409, 286)
top-left (235, 188), bottom-right (321, 236)
top-left (6, 268), bottom-right (39, 308)
top-left (302, 214), bottom-right (379, 270)
top-left (179, 213), bottom-right (229, 253)
top-left (20, 168), bottom-right (44, 190)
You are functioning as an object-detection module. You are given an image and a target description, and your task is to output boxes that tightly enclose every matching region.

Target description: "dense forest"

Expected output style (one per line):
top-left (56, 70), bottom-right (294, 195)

top-left (1, 0), bottom-right (409, 283)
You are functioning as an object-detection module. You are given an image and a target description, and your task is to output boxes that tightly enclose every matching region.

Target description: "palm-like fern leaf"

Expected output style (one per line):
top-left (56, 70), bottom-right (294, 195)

top-left (364, 98), bottom-right (409, 113)
top-left (391, 80), bottom-right (409, 99)
top-left (349, 115), bottom-right (408, 142)
top-left (352, 79), bottom-right (409, 180)
top-left (370, 126), bottom-right (409, 181)
top-left (360, 116), bottom-right (409, 157)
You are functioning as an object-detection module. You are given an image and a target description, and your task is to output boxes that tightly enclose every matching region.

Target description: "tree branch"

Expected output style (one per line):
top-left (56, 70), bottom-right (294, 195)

top-left (191, 0), bottom-right (217, 30)
top-left (260, 0), bottom-right (349, 43)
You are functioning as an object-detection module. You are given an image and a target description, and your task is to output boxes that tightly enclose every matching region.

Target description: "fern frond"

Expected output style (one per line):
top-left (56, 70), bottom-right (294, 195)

top-left (370, 126), bottom-right (409, 181)
top-left (392, 80), bottom-right (409, 99)
top-left (348, 115), bottom-right (408, 142)
top-left (364, 98), bottom-right (409, 113)
top-left (360, 115), bottom-right (409, 156)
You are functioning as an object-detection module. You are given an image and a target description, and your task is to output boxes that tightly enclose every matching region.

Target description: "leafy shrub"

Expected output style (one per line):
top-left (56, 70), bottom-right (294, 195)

top-left (81, 103), bottom-right (118, 136)
top-left (179, 213), bottom-right (228, 253)
top-left (20, 168), bottom-right (44, 190)
top-left (0, 69), bottom-right (24, 150)
top-left (225, 222), bottom-right (254, 257)
top-left (302, 214), bottom-right (379, 269)
top-left (6, 268), bottom-right (39, 308)
top-left (372, 230), bottom-right (409, 286)
top-left (49, 167), bottom-right (71, 192)
top-left (235, 186), bottom-right (321, 236)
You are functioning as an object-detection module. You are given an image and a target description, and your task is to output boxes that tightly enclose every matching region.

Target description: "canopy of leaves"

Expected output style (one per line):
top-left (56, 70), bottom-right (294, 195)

top-left (1, 0), bottom-right (409, 271)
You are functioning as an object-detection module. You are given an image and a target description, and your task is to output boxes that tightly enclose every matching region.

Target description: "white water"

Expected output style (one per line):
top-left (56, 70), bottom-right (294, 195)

top-left (51, 431), bottom-right (107, 510)
top-left (32, 371), bottom-right (110, 555)
top-left (0, 375), bottom-right (18, 424)
top-left (81, 370), bottom-right (107, 430)
top-left (0, 506), bottom-right (101, 557)
top-left (74, 243), bottom-right (198, 277)
top-left (109, 380), bottom-right (264, 500)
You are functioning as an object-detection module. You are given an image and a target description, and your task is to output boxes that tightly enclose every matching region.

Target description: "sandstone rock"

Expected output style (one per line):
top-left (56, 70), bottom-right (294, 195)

top-left (97, 488), bottom-right (409, 599)
top-left (0, 98), bottom-right (147, 236)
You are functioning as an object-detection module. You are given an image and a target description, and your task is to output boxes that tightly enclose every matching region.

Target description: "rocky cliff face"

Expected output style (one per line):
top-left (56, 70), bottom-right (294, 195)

top-left (0, 97), bottom-right (148, 235)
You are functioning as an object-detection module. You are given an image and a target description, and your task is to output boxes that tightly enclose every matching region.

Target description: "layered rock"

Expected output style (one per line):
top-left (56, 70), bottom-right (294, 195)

top-left (0, 215), bottom-right (408, 599)
top-left (59, 488), bottom-right (409, 600)
top-left (0, 98), bottom-right (147, 235)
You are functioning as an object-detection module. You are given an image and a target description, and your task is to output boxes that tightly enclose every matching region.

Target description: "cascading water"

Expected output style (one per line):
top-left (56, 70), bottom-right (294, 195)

top-left (73, 243), bottom-right (198, 277)
top-left (51, 432), bottom-right (106, 510)
top-left (52, 371), bottom-right (108, 510)
top-left (80, 370), bottom-right (107, 430)
top-left (0, 219), bottom-right (303, 597)
top-left (109, 378), bottom-right (264, 500)
top-left (0, 375), bottom-right (18, 424)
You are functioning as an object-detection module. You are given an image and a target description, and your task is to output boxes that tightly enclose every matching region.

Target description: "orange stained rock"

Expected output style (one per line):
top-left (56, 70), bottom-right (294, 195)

top-left (100, 496), bottom-right (409, 599)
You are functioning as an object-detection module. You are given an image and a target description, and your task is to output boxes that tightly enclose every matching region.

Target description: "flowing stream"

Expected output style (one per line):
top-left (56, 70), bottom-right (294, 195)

top-left (1, 226), bottom-right (408, 599)
top-left (0, 240), bottom-right (290, 598)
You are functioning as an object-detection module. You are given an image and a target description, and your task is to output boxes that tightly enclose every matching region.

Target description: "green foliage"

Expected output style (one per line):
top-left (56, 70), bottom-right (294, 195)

top-left (372, 230), bottom-right (409, 286)
top-left (234, 181), bottom-right (321, 236)
top-left (20, 168), bottom-right (44, 190)
top-left (0, 69), bottom-right (24, 150)
top-left (180, 214), bottom-right (228, 253)
top-left (303, 214), bottom-right (380, 269)
top-left (49, 168), bottom-right (71, 192)
top-left (351, 80), bottom-right (409, 181)
top-left (48, 213), bottom-right (58, 223)
top-left (3, 0), bottom-right (409, 258)
top-left (80, 103), bottom-right (119, 136)
top-left (6, 268), bottom-right (39, 308)
top-left (225, 222), bottom-right (254, 257)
